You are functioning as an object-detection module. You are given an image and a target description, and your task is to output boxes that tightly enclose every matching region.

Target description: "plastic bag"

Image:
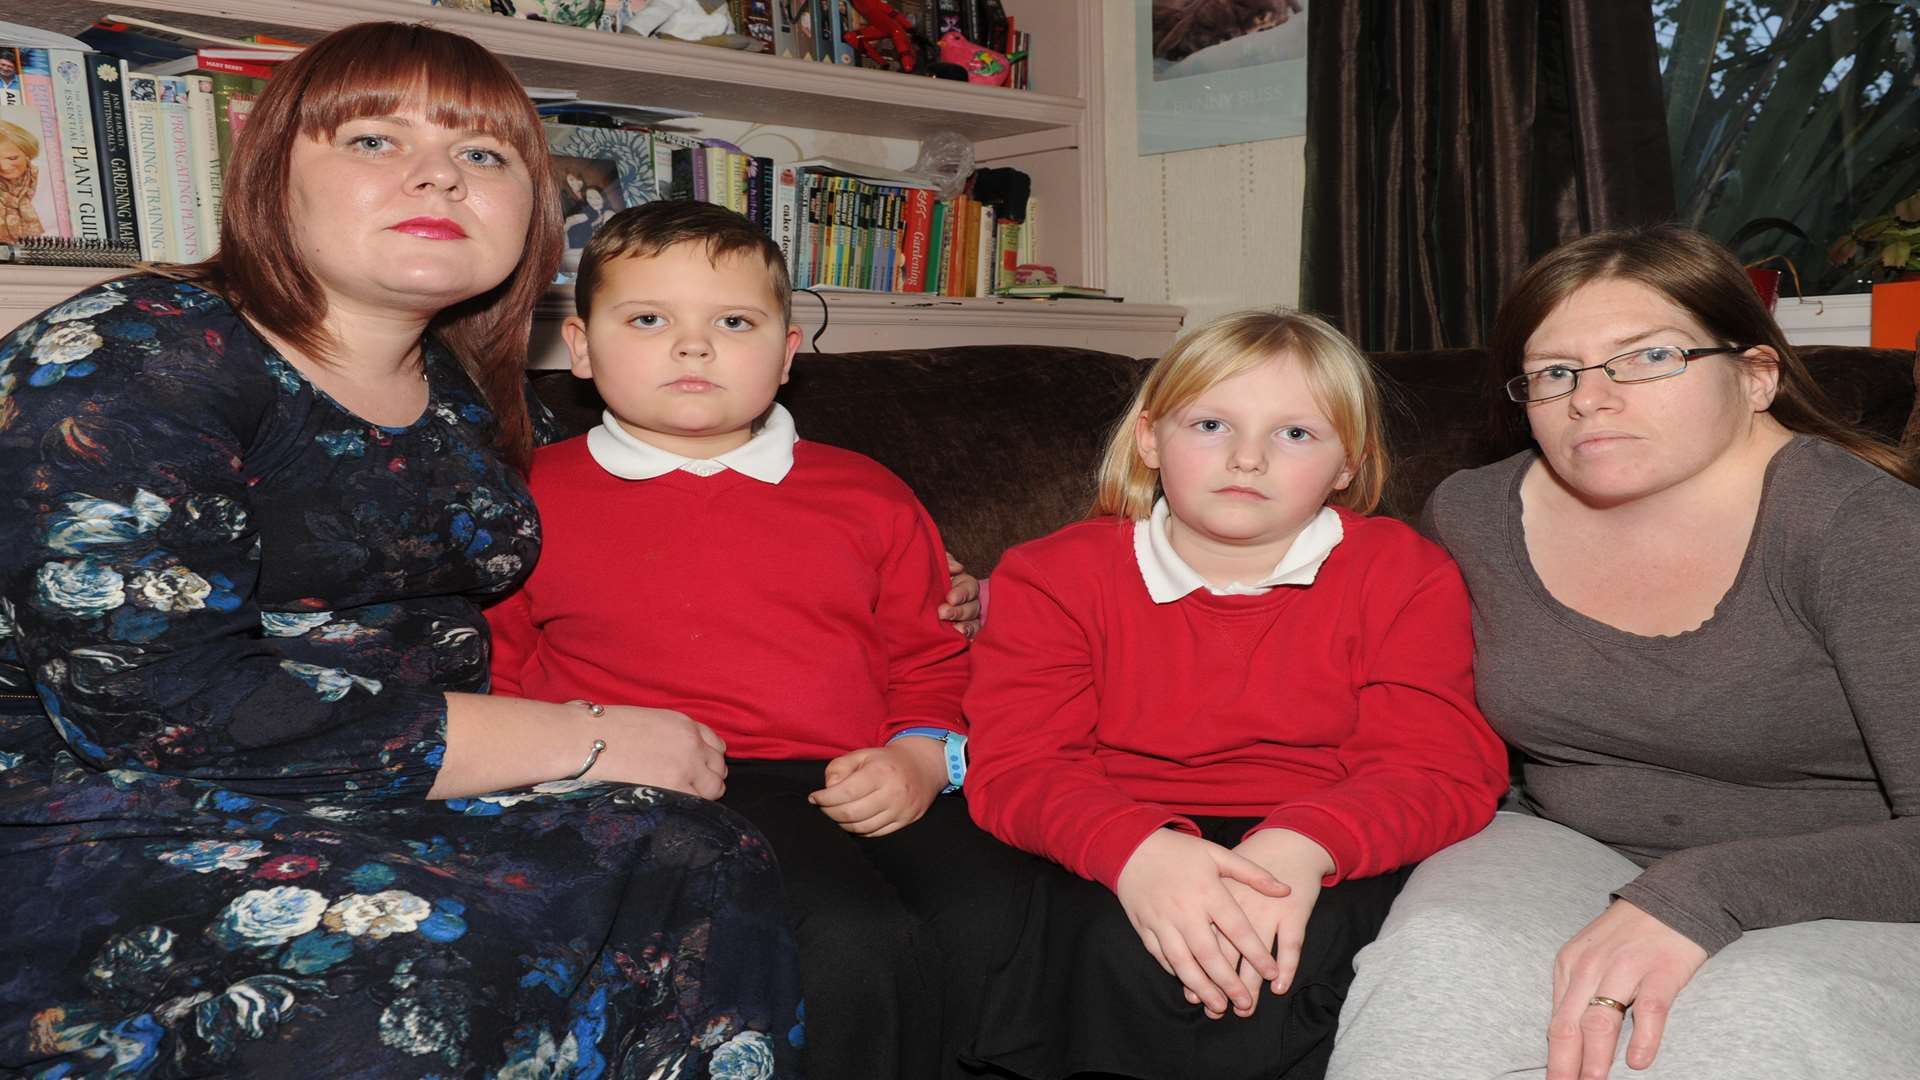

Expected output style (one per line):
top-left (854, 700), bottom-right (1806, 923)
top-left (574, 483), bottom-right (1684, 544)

top-left (911, 130), bottom-right (975, 201)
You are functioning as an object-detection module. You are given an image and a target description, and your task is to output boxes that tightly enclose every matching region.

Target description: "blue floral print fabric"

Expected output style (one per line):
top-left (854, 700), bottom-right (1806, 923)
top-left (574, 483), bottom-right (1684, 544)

top-left (0, 276), bottom-right (802, 1078)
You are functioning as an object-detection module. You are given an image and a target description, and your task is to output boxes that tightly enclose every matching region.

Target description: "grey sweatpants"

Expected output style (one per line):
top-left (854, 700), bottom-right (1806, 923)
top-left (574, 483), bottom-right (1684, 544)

top-left (1328, 813), bottom-right (1920, 1080)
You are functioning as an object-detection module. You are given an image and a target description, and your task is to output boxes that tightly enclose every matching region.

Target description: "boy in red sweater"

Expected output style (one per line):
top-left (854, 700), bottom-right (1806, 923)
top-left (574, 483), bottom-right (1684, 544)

top-left (960, 310), bottom-right (1509, 1080)
top-left (486, 200), bottom-right (1037, 1079)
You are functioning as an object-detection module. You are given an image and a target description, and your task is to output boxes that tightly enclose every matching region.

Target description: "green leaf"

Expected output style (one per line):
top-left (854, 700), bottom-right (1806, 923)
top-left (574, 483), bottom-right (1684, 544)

top-left (1663, 0), bottom-right (1729, 184)
top-left (1881, 238), bottom-right (1912, 268)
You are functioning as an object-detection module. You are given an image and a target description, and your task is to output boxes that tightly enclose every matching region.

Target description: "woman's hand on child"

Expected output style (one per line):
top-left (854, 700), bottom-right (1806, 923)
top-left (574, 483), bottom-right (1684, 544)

top-left (1545, 899), bottom-right (1708, 1080)
top-left (940, 552), bottom-right (983, 638)
top-left (589, 704), bottom-right (729, 798)
top-left (811, 736), bottom-right (948, 836)
top-left (1204, 829), bottom-right (1335, 1018)
top-left (1113, 828), bottom-right (1291, 1017)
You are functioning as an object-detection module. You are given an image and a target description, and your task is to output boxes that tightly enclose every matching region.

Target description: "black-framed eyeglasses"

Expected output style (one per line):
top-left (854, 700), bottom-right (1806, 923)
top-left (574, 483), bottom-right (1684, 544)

top-left (1505, 344), bottom-right (1749, 404)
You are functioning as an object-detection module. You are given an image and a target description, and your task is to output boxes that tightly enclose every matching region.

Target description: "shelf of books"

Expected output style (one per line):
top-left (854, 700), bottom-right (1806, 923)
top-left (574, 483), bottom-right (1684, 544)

top-left (4, 1), bottom-right (1180, 355)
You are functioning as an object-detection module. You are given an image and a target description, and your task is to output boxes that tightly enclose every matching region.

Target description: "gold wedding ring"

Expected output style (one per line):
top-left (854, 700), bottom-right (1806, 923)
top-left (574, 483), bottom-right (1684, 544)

top-left (1586, 995), bottom-right (1630, 1014)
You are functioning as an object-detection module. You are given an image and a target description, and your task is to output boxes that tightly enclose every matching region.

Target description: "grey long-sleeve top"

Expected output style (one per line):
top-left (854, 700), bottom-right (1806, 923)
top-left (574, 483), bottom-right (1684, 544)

top-left (1424, 435), bottom-right (1920, 954)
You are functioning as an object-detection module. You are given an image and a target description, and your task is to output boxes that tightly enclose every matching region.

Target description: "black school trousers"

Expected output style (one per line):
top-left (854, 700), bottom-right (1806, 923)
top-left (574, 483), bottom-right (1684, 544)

top-left (720, 758), bottom-right (1049, 1080)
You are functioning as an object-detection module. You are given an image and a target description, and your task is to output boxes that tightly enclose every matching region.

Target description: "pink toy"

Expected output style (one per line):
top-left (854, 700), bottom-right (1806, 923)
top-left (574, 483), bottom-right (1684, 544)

top-left (937, 30), bottom-right (1014, 86)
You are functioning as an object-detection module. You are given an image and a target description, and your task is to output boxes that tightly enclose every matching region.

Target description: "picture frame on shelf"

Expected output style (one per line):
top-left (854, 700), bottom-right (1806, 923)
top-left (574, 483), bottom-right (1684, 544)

top-left (551, 154), bottom-right (625, 274)
top-left (545, 122), bottom-right (659, 274)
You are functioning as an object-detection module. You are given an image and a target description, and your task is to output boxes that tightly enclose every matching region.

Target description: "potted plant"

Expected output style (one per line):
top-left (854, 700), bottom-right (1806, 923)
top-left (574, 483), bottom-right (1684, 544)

top-left (1829, 191), bottom-right (1920, 281)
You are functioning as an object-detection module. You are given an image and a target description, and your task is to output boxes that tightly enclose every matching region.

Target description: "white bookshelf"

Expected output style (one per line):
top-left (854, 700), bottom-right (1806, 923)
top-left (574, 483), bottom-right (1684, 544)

top-left (7, 0), bottom-right (1184, 353)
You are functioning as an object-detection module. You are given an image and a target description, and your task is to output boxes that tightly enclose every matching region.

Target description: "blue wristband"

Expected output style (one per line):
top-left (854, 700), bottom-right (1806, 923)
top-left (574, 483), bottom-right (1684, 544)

top-left (888, 726), bottom-right (968, 793)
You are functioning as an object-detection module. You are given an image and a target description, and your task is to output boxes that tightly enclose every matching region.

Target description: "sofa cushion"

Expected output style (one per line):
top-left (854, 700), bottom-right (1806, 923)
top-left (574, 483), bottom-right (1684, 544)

top-left (1796, 345), bottom-right (1917, 451)
top-left (532, 346), bottom-right (1152, 574)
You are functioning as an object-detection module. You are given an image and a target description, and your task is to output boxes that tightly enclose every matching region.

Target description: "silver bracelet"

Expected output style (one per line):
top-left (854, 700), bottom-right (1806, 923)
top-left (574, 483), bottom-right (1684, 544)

top-left (565, 700), bottom-right (606, 780)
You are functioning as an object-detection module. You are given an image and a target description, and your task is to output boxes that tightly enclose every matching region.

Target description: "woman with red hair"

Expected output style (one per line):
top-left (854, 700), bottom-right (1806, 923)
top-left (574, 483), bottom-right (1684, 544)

top-left (0, 22), bottom-right (800, 1077)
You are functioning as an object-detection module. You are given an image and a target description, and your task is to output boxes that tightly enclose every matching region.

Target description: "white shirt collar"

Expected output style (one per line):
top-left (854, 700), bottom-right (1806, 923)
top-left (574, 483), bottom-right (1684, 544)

top-left (1133, 499), bottom-right (1344, 604)
top-left (585, 403), bottom-right (797, 484)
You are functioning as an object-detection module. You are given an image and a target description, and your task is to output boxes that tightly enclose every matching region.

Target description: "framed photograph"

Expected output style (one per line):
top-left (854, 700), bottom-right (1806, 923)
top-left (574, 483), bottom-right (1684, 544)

top-left (551, 154), bottom-right (626, 274)
top-left (545, 124), bottom-right (660, 275)
top-left (1137, 0), bottom-right (1310, 155)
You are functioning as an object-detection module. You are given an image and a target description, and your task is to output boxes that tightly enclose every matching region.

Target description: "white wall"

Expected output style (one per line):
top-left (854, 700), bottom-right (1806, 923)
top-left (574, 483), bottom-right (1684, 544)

top-left (1100, 0), bottom-right (1307, 328)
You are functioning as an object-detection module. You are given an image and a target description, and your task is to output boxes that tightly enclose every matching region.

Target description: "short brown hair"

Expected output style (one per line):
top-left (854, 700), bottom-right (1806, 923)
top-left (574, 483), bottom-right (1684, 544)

top-left (575, 199), bottom-right (792, 323)
top-left (1092, 309), bottom-right (1391, 519)
top-left (1492, 225), bottom-right (1917, 485)
top-left (185, 21), bottom-right (562, 472)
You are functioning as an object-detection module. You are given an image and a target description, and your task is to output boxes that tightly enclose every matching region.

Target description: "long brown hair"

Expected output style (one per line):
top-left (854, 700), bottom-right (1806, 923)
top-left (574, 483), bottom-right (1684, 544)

top-left (1491, 225), bottom-right (1917, 485)
top-left (1092, 309), bottom-right (1390, 519)
top-left (177, 21), bottom-right (561, 472)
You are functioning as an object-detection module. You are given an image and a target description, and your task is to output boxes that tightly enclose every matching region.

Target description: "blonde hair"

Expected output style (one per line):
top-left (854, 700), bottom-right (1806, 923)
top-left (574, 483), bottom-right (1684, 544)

top-left (0, 120), bottom-right (39, 158)
top-left (1092, 309), bottom-right (1389, 519)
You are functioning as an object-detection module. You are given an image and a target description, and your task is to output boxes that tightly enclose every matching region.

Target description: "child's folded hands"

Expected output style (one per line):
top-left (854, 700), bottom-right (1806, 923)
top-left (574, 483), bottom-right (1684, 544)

top-left (810, 736), bottom-right (948, 837)
top-left (1113, 828), bottom-right (1291, 1018)
top-left (1204, 828), bottom-right (1335, 1018)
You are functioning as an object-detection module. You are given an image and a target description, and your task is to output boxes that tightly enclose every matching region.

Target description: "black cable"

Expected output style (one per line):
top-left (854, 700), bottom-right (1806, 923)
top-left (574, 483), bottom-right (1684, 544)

top-left (796, 287), bottom-right (829, 351)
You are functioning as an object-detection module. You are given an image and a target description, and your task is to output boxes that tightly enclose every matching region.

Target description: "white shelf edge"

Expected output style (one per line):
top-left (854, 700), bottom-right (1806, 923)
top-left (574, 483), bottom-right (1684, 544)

top-left (1774, 292), bottom-right (1872, 348)
top-left (4, 267), bottom-right (1186, 363)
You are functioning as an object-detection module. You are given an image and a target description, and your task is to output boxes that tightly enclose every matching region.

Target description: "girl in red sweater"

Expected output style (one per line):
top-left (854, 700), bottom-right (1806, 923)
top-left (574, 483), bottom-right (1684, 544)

top-left (961, 310), bottom-right (1508, 1080)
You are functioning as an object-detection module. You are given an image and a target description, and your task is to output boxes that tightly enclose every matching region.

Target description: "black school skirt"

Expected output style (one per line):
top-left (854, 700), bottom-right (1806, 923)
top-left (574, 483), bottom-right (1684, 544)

top-left (963, 816), bottom-right (1411, 1080)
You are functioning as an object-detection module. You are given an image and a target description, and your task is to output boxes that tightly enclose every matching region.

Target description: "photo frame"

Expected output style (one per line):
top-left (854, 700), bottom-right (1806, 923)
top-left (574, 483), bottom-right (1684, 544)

top-left (1137, 0), bottom-right (1310, 156)
top-left (545, 124), bottom-right (659, 275)
top-left (550, 153), bottom-right (626, 274)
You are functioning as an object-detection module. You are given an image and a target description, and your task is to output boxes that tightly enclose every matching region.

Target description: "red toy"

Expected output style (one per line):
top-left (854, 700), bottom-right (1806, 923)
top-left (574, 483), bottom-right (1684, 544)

top-left (842, 0), bottom-right (925, 74)
top-left (937, 29), bottom-right (1016, 86)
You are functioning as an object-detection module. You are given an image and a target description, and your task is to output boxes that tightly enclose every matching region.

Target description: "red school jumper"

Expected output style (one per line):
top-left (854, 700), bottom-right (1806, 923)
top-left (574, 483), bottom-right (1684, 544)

top-left (486, 434), bottom-right (968, 758)
top-left (962, 511), bottom-right (1509, 890)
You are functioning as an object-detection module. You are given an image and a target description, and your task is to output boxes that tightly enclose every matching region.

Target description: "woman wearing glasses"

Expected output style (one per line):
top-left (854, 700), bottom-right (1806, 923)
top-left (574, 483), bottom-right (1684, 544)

top-left (1329, 225), bottom-right (1920, 1080)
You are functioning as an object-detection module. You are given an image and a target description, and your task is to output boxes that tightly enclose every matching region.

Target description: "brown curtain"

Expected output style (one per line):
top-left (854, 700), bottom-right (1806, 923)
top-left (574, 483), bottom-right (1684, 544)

top-left (1301, 1), bottom-right (1675, 350)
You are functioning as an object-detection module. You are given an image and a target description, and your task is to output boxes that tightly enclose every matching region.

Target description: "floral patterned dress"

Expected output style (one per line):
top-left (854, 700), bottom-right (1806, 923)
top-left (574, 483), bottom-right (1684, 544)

top-left (0, 276), bottom-right (803, 1079)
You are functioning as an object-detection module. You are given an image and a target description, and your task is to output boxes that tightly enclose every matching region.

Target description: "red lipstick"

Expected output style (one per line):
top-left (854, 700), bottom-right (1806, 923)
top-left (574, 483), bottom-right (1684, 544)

top-left (390, 217), bottom-right (467, 240)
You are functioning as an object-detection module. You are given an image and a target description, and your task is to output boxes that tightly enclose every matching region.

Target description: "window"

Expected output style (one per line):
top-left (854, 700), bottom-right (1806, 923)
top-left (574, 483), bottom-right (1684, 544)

top-left (1655, 0), bottom-right (1920, 293)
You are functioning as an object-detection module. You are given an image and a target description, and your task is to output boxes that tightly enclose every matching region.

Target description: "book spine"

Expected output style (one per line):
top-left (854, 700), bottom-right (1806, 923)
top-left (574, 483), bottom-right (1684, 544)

top-left (669, 147), bottom-right (694, 201)
top-left (956, 194), bottom-right (975, 295)
top-left (184, 74), bottom-right (220, 255)
top-left (878, 187), bottom-right (894, 292)
top-left (120, 65), bottom-right (170, 262)
top-left (742, 0), bottom-right (775, 54)
top-left (726, 151), bottom-right (747, 215)
top-left (48, 49), bottom-right (107, 242)
top-left (225, 78), bottom-right (264, 152)
top-left (901, 187), bottom-right (932, 293)
top-left (209, 71), bottom-right (249, 168)
top-left (752, 154), bottom-right (773, 235)
top-left (774, 165), bottom-right (798, 270)
top-left (771, 0), bottom-right (796, 58)
top-left (18, 49), bottom-right (73, 235)
top-left (154, 76), bottom-right (201, 262)
top-left (742, 156), bottom-right (760, 226)
top-left (85, 54), bottom-right (138, 250)
top-left (995, 217), bottom-right (1020, 292)
top-left (1, 235), bottom-right (143, 266)
top-left (690, 146), bottom-right (709, 203)
top-left (974, 202), bottom-right (994, 297)
top-left (194, 54), bottom-right (279, 79)
top-left (812, 0), bottom-right (831, 61)
top-left (934, 0), bottom-right (967, 38)
top-left (800, 174), bottom-right (824, 289)
top-left (830, 1), bottom-right (856, 66)
top-left (849, 181), bottom-right (868, 289)
top-left (928, 199), bottom-right (947, 296)
top-left (1017, 195), bottom-right (1036, 266)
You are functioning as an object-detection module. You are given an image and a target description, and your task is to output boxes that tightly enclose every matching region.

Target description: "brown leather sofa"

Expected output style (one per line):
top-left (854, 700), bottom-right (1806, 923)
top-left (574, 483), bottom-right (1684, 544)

top-left (533, 343), bottom-right (1919, 573)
